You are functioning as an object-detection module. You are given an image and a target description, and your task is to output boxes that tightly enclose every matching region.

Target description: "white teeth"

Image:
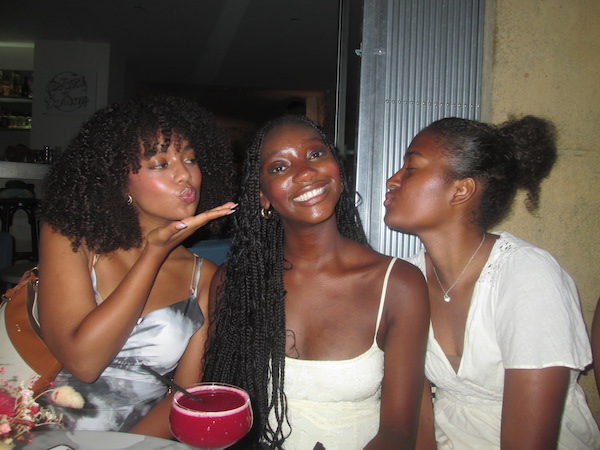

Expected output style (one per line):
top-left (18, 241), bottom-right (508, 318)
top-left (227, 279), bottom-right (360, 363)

top-left (293, 186), bottom-right (326, 202)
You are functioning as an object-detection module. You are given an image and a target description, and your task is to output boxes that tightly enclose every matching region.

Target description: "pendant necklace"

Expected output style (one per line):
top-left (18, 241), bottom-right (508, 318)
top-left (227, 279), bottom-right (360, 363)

top-left (431, 234), bottom-right (486, 303)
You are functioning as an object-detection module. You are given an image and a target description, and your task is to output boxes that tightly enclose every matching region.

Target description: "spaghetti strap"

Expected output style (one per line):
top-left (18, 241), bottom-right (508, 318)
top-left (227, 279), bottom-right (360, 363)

top-left (189, 254), bottom-right (203, 297)
top-left (373, 257), bottom-right (398, 344)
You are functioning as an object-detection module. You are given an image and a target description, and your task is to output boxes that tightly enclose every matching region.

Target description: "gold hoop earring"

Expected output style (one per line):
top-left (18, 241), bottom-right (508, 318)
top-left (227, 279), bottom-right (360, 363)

top-left (127, 195), bottom-right (133, 205)
top-left (260, 207), bottom-right (272, 219)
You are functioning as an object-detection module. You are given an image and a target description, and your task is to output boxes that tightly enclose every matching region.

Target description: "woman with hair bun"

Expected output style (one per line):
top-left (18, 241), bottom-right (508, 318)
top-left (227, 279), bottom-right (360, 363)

top-left (384, 116), bottom-right (600, 449)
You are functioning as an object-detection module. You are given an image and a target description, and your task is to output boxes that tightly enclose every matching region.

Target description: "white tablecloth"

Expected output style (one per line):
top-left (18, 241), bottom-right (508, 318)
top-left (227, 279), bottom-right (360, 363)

top-left (14, 430), bottom-right (193, 450)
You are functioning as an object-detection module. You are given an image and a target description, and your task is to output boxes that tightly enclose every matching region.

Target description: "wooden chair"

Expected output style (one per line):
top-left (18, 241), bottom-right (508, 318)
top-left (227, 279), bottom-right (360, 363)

top-left (0, 180), bottom-right (40, 261)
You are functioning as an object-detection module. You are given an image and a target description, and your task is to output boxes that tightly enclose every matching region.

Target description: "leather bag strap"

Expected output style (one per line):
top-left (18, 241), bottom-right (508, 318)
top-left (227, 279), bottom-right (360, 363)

top-left (2, 268), bottom-right (62, 394)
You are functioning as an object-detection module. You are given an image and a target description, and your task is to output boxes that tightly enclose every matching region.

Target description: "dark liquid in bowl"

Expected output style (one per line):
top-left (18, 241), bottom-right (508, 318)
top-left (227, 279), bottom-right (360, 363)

top-left (178, 389), bottom-right (246, 412)
top-left (170, 386), bottom-right (253, 448)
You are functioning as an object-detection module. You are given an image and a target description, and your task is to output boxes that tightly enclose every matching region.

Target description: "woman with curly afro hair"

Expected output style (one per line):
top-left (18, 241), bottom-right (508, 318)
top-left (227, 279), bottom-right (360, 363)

top-left (203, 115), bottom-right (429, 449)
top-left (37, 95), bottom-right (237, 437)
top-left (384, 116), bottom-right (600, 449)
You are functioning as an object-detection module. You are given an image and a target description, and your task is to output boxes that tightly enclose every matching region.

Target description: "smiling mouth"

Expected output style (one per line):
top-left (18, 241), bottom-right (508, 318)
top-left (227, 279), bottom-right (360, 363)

top-left (293, 186), bottom-right (326, 202)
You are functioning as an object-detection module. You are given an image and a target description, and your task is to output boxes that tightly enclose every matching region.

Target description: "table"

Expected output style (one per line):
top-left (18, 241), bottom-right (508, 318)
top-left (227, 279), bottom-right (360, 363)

top-left (13, 430), bottom-right (194, 450)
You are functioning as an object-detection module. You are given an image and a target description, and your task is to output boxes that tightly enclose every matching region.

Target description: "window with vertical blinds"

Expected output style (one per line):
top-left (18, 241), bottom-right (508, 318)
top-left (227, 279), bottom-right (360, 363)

top-left (355, 0), bottom-right (484, 257)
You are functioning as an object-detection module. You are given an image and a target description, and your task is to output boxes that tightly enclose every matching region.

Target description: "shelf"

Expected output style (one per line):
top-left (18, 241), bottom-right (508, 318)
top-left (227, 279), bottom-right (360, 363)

top-left (0, 97), bottom-right (32, 104)
top-left (0, 161), bottom-right (50, 180)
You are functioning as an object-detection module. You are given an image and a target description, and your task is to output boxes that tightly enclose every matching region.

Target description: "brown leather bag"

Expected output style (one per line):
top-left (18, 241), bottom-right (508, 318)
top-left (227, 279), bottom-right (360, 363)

top-left (1, 267), bottom-right (62, 394)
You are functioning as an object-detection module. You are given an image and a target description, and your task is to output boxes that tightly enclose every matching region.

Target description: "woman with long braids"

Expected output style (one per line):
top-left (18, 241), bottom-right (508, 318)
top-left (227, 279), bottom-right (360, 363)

top-left (384, 116), bottom-right (600, 448)
top-left (38, 96), bottom-right (236, 436)
top-left (203, 115), bottom-right (429, 449)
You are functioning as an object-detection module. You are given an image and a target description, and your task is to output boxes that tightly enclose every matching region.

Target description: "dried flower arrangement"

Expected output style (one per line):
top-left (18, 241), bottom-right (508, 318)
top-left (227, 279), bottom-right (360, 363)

top-left (0, 369), bottom-right (84, 449)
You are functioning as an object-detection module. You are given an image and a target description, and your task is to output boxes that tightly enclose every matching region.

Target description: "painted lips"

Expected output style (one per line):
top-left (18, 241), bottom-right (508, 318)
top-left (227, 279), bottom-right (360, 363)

top-left (180, 187), bottom-right (197, 203)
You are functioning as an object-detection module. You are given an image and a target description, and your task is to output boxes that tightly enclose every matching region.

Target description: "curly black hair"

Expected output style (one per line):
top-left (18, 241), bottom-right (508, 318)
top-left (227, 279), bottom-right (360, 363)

top-left (423, 115), bottom-right (557, 229)
top-left (202, 115), bottom-right (369, 449)
top-left (42, 95), bottom-right (236, 254)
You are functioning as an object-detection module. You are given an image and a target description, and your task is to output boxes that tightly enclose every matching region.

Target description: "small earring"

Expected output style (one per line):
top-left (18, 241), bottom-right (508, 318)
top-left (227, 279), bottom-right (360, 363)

top-left (260, 207), bottom-right (272, 220)
top-left (127, 195), bottom-right (133, 205)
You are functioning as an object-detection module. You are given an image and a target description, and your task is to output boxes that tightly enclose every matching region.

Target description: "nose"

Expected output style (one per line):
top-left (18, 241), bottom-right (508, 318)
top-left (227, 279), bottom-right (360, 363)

top-left (174, 161), bottom-right (193, 183)
top-left (293, 162), bottom-right (318, 182)
top-left (386, 168), bottom-right (403, 190)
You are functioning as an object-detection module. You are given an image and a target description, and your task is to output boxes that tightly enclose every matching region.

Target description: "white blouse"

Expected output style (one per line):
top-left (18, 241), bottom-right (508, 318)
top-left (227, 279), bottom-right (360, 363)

top-left (409, 232), bottom-right (600, 449)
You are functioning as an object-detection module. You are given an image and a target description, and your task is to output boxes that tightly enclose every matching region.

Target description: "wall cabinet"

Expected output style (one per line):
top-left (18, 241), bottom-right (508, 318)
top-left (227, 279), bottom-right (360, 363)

top-left (0, 70), bottom-right (33, 161)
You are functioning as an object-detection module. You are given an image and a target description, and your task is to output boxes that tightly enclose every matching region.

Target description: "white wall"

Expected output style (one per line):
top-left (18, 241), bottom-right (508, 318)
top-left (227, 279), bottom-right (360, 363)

top-left (31, 40), bottom-right (110, 152)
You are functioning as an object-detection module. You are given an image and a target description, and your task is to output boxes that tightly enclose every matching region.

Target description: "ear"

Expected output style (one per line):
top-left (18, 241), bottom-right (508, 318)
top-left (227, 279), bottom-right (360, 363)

top-left (449, 177), bottom-right (477, 206)
top-left (259, 190), bottom-right (270, 210)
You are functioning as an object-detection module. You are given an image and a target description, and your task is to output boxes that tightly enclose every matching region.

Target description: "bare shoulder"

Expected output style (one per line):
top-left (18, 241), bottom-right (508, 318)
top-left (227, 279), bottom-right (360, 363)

top-left (173, 247), bottom-right (218, 274)
top-left (389, 257), bottom-right (426, 285)
top-left (38, 222), bottom-right (91, 274)
top-left (343, 242), bottom-right (422, 278)
top-left (198, 253), bottom-right (219, 280)
top-left (384, 256), bottom-right (429, 313)
top-left (178, 247), bottom-right (219, 294)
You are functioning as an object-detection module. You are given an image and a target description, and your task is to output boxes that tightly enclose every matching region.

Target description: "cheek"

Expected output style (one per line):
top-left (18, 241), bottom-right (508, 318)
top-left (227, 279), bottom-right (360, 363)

top-left (128, 173), bottom-right (168, 199)
top-left (326, 165), bottom-right (342, 189)
top-left (260, 177), bottom-right (292, 208)
top-left (419, 177), bottom-right (450, 205)
top-left (386, 177), bottom-right (448, 226)
top-left (191, 166), bottom-right (202, 189)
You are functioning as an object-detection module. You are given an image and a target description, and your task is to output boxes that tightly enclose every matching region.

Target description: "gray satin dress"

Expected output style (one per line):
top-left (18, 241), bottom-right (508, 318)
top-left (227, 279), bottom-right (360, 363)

top-left (52, 255), bottom-right (204, 432)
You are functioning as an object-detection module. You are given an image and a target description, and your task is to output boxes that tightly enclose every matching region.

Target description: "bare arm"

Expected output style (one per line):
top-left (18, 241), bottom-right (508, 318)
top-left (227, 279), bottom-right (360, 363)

top-left (38, 202), bottom-right (235, 382)
top-left (415, 378), bottom-right (437, 450)
top-left (501, 367), bottom-right (569, 449)
top-left (365, 261), bottom-right (430, 449)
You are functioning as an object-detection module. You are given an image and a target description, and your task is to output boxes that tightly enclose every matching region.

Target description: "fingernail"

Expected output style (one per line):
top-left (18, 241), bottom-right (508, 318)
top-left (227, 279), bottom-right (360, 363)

top-left (176, 222), bottom-right (187, 230)
top-left (227, 208), bottom-right (237, 215)
top-left (230, 203), bottom-right (239, 210)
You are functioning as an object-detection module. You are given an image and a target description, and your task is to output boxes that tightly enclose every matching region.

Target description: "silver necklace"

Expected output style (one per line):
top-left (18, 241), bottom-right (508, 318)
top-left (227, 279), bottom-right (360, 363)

top-left (431, 234), bottom-right (486, 303)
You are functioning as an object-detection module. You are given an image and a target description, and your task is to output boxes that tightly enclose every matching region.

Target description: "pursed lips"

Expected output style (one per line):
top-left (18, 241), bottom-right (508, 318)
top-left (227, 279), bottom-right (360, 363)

top-left (180, 187), bottom-right (197, 203)
top-left (383, 191), bottom-right (395, 207)
top-left (293, 185), bottom-right (326, 202)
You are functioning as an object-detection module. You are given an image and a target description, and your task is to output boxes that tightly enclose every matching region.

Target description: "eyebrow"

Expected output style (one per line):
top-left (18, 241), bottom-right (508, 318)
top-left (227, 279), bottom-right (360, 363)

top-left (180, 144), bottom-right (195, 152)
top-left (261, 137), bottom-right (326, 160)
top-left (403, 150), bottom-right (421, 159)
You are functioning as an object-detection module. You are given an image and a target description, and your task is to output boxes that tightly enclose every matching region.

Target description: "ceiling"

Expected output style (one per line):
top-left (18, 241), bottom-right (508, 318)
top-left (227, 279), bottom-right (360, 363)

top-left (0, 0), bottom-right (368, 145)
top-left (0, 0), bottom-right (341, 92)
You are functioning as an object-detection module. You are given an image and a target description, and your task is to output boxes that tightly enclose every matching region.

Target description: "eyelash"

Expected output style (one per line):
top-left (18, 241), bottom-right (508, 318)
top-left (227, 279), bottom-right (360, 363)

top-left (150, 156), bottom-right (197, 169)
top-left (269, 164), bottom-right (286, 174)
top-left (266, 148), bottom-right (327, 173)
top-left (309, 149), bottom-right (325, 159)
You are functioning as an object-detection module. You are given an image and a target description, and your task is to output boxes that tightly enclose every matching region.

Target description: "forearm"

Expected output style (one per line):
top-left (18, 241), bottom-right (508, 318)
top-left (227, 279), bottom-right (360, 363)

top-left (364, 429), bottom-right (416, 450)
top-left (128, 394), bottom-right (174, 439)
top-left (415, 379), bottom-right (436, 450)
